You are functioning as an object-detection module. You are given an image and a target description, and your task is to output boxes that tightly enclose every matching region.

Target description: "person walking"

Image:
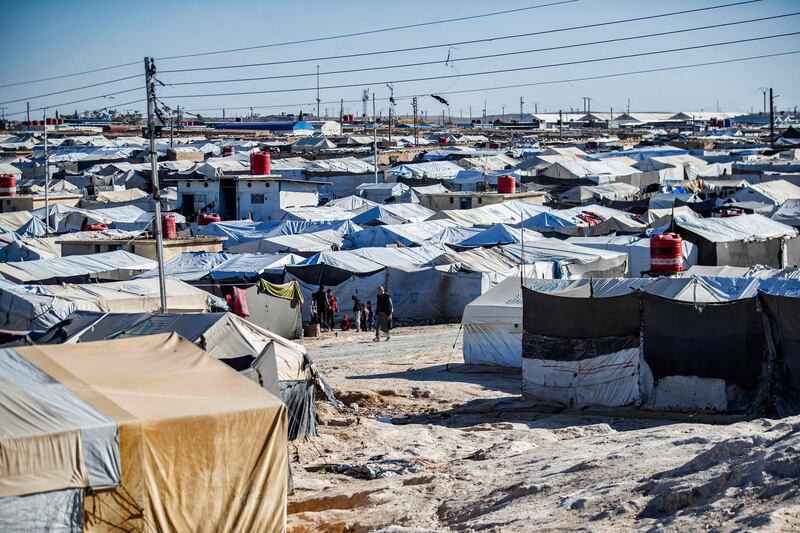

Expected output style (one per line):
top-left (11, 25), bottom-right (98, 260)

top-left (366, 301), bottom-right (375, 331)
top-left (351, 294), bottom-right (363, 332)
top-left (313, 285), bottom-right (330, 331)
top-left (374, 286), bottom-right (393, 342)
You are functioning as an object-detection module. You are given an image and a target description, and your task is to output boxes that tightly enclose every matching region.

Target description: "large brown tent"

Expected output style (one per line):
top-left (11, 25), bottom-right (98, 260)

top-left (1, 333), bottom-right (287, 532)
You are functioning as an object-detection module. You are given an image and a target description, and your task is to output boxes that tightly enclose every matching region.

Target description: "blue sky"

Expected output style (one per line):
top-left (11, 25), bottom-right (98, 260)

top-left (1, 0), bottom-right (799, 120)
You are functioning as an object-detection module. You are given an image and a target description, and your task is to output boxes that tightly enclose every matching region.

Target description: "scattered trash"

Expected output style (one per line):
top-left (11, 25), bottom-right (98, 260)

top-left (305, 459), bottom-right (421, 480)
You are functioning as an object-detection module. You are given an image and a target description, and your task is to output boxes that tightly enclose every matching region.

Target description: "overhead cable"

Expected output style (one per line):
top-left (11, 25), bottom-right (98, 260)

top-left (158, 32), bottom-right (800, 99)
top-left (160, 13), bottom-right (800, 86)
top-left (182, 50), bottom-right (800, 114)
top-left (160, 0), bottom-right (763, 73)
top-left (155, 0), bottom-right (580, 61)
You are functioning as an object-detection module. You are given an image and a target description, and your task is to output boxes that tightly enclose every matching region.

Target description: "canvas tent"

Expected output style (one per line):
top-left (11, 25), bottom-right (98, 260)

top-left (674, 214), bottom-right (800, 268)
top-left (0, 250), bottom-right (156, 284)
top-left (0, 278), bottom-right (222, 332)
top-left (28, 311), bottom-right (322, 440)
top-left (1, 333), bottom-right (287, 532)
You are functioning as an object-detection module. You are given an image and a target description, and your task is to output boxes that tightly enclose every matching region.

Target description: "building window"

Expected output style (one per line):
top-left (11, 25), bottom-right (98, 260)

top-left (247, 182), bottom-right (252, 188)
top-left (251, 193), bottom-right (265, 204)
top-left (449, 197), bottom-right (454, 204)
top-left (478, 198), bottom-right (483, 204)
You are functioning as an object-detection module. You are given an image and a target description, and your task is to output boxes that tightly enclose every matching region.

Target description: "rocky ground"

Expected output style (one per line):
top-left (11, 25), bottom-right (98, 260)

top-left (287, 324), bottom-right (800, 532)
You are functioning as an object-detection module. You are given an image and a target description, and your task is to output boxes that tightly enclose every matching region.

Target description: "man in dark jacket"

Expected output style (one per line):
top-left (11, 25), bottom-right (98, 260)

top-left (374, 286), bottom-right (393, 342)
top-left (313, 285), bottom-right (330, 330)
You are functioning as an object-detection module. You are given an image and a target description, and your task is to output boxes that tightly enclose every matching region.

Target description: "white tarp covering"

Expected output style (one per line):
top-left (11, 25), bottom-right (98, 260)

top-left (675, 213), bottom-right (797, 242)
top-left (0, 250), bottom-right (157, 283)
top-left (522, 348), bottom-right (642, 407)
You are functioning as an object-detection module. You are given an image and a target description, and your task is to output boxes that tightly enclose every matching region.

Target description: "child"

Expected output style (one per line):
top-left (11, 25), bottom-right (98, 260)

top-left (366, 301), bottom-right (375, 331)
top-left (340, 314), bottom-right (350, 331)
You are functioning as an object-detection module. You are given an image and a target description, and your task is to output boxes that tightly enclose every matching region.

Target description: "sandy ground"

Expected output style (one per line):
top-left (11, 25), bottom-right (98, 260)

top-left (288, 324), bottom-right (800, 532)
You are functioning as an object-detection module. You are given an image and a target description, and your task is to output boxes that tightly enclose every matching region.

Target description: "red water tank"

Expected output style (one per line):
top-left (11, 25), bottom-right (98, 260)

top-left (720, 208), bottom-right (745, 218)
top-left (250, 151), bottom-right (271, 175)
top-left (198, 213), bottom-right (221, 226)
top-left (222, 146), bottom-right (236, 156)
top-left (497, 175), bottom-right (516, 194)
top-left (650, 233), bottom-right (684, 273)
top-left (84, 223), bottom-right (109, 231)
top-left (156, 214), bottom-right (177, 239)
top-left (0, 174), bottom-right (17, 196)
top-left (437, 136), bottom-right (449, 144)
top-left (235, 117), bottom-right (243, 122)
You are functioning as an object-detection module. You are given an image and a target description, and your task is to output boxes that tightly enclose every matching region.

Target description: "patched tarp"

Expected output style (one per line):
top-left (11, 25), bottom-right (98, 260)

top-left (15, 334), bottom-right (288, 532)
top-left (0, 348), bottom-right (120, 497)
top-left (256, 279), bottom-right (304, 303)
top-left (642, 292), bottom-right (765, 390)
top-left (521, 286), bottom-right (642, 407)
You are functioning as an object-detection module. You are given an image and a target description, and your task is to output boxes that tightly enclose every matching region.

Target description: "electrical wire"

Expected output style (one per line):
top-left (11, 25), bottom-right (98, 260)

top-left (155, 0), bottom-right (579, 61)
top-left (160, 13), bottom-right (800, 87)
top-left (0, 74), bottom-right (142, 106)
top-left (157, 32), bottom-right (800, 99)
top-left (182, 50), bottom-right (800, 113)
top-left (4, 91), bottom-right (144, 118)
top-left (160, 0), bottom-right (763, 74)
top-left (0, 61), bottom-right (141, 89)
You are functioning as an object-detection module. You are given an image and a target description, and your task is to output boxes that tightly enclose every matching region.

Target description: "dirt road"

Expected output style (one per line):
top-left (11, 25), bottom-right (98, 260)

top-left (288, 325), bottom-right (800, 532)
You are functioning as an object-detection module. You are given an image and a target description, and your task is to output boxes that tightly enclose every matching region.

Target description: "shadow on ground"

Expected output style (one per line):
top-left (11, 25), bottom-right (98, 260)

top-left (348, 363), bottom-right (521, 395)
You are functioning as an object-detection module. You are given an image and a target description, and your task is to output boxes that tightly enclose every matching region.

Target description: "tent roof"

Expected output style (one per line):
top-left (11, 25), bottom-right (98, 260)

top-left (0, 250), bottom-right (157, 284)
top-left (675, 213), bottom-right (797, 242)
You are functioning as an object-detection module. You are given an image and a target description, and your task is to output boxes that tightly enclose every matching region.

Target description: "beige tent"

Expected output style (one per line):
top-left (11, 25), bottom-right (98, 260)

top-left (8, 333), bottom-right (287, 532)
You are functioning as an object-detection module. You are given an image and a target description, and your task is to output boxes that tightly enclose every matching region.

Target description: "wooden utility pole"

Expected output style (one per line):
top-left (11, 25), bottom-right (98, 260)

top-left (144, 57), bottom-right (168, 312)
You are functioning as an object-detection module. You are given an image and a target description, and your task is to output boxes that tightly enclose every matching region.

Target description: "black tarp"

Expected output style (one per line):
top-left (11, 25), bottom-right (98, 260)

top-left (642, 292), bottom-right (765, 389)
top-left (760, 292), bottom-right (800, 416)
top-left (522, 287), bottom-right (640, 339)
top-left (675, 226), bottom-right (787, 268)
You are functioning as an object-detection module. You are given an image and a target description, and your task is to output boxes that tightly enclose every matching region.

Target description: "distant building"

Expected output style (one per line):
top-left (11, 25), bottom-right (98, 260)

top-left (176, 174), bottom-right (326, 221)
top-left (418, 190), bottom-right (547, 211)
top-left (213, 120), bottom-right (316, 135)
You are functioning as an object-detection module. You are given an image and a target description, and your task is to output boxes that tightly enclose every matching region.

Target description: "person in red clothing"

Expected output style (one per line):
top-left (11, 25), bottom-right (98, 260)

top-left (326, 288), bottom-right (339, 331)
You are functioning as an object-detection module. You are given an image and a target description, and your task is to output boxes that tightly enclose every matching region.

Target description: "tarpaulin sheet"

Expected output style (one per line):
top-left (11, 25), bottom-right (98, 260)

top-left (454, 224), bottom-right (542, 249)
top-left (136, 252), bottom-right (236, 281)
top-left (642, 292), bottom-right (765, 389)
top-left (522, 348), bottom-right (641, 407)
top-left (0, 488), bottom-right (82, 533)
top-left (198, 219), bottom-right (360, 249)
top-left (255, 229), bottom-right (344, 254)
top-left (522, 287), bottom-right (640, 339)
top-left (0, 348), bottom-right (119, 497)
top-left (761, 291), bottom-right (800, 416)
top-left (344, 220), bottom-right (456, 249)
top-left (256, 279), bottom-right (304, 303)
top-left (209, 252), bottom-right (303, 280)
top-left (16, 333), bottom-right (288, 532)
top-left (0, 250), bottom-right (157, 284)
top-left (351, 204), bottom-right (435, 226)
top-left (0, 279), bottom-right (77, 332)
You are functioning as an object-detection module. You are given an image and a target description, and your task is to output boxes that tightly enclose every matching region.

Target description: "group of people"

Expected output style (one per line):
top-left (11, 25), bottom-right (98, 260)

top-left (311, 285), bottom-right (393, 341)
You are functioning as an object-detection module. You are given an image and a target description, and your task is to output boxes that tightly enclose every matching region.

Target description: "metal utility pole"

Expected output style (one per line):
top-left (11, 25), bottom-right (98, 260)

top-left (559, 109), bottom-right (563, 138)
top-left (362, 89), bottom-right (369, 132)
top-left (469, 106), bottom-right (472, 122)
top-left (339, 98), bottom-right (344, 122)
top-left (373, 118), bottom-right (379, 184)
top-left (169, 110), bottom-right (174, 148)
top-left (534, 103), bottom-right (538, 114)
top-left (26, 101), bottom-right (30, 123)
top-left (412, 96), bottom-right (419, 146)
top-left (627, 97), bottom-right (630, 115)
top-left (43, 109), bottom-right (50, 234)
top-left (519, 97), bottom-right (524, 122)
top-left (0, 107), bottom-right (6, 121)
top-left (769, 87), bottom-right (775, 149)
top-left (483, 100), bottom-right (487, 124)
top-left (144, 56), bottom-right (168, 313)
top-left (501, 104), bottom-right (505, 122)
top-left (761, 88), bottom-right (768, 114)
top-left (316, 65), bottom-right (321, 119)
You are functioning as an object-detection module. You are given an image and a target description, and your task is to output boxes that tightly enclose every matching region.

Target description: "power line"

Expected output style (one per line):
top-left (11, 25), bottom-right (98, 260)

top-left (4, 90), bottom-right (144, 118)
top-left (155, 0), bottom-right (579, 61)
top-left (158, 32), bottom-right (800, 99)
top-left (0, 74), bottom-right (142, 106)
top-left (0, 61), bottom-right (140, 89)
top-left (160, 0), bottom-right (763, 74)
top-left (181, 50), bottom-right (800, 114)
top-left (160, 13), bottom-right (800, 87)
